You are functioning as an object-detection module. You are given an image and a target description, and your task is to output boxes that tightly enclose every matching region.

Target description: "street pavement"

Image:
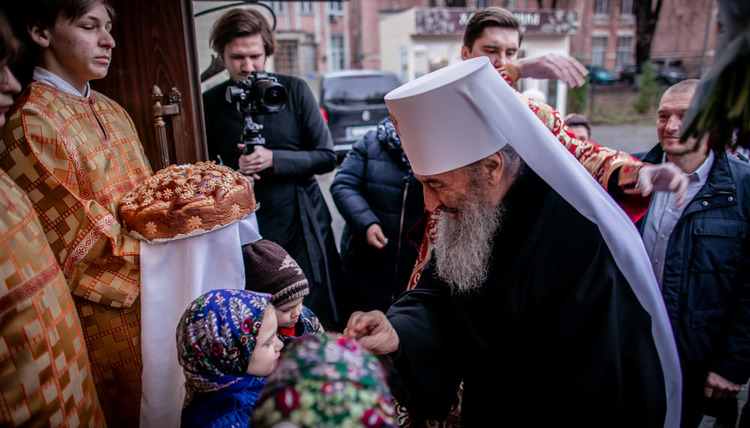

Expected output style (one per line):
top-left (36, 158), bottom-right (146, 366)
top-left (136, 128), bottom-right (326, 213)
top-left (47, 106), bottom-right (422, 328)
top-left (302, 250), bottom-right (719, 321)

top-left (591, 124), bottom-right (656, 153)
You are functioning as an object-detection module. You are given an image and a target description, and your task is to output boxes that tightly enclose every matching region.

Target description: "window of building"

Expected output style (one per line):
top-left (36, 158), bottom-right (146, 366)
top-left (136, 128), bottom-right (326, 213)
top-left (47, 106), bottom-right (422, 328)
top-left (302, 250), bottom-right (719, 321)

top-left (299, 2), bottom-right (314, 16)
top-left (398, 45), bottom-right (409, 83)
top-left (329, 1), bottom-right (343, 16)
top-left (270, 2), bottom-right (285, 15)
top-left (616, 36), bottom-right (633, 70)
top-left (594, 0), bottom-right (609, 16)
top-left (621, 0), bottom-right (633, 16)
top-left (302, 34), bottom-right (317, 75)
top-left (330, 34), bottom-right (345, 71)
top-left (591, 36), bottom-right (607, 67)
top-left (445, 0), bottom-right (467, 6)
top-left (475, 0), bottom-right (490, 8)
top-left (275, 40), bottom-right (298, 76)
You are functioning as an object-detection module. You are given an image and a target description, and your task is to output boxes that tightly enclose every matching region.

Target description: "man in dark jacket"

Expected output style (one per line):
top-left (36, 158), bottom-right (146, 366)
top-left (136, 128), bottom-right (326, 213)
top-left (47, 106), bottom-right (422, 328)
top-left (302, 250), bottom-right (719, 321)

top-left (637, 79), bottom-right (750, 427)
top-left (202, 8), bottom-right (342, 329)
top-left (330, 118), bottom-right (424, 315)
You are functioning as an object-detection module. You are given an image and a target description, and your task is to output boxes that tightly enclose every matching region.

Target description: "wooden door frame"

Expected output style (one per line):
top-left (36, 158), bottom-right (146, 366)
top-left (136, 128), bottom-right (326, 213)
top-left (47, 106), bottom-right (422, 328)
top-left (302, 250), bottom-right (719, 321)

top-left (92, 0), bottom-right (207, 169)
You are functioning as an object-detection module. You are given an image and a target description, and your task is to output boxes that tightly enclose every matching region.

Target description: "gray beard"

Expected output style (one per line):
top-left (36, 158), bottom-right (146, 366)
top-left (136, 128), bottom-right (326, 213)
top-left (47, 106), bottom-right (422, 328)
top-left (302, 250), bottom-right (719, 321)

top-left (433, 197), bottom-right (503, 294)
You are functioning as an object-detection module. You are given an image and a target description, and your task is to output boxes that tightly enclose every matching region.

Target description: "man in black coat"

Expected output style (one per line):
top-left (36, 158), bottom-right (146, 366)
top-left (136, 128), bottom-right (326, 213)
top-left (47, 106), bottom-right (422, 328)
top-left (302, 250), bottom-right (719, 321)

top-left (202, 8), bottom-right (342, 329)
top-left (345, 58), bottom-right (682, 427)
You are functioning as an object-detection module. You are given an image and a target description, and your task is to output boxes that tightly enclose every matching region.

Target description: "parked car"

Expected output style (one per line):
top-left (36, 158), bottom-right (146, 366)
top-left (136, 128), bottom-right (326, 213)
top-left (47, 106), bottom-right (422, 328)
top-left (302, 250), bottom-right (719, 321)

top-left (307, 70), bottom-right (401, 158)
top-left (586, 65), bottom-right (617, 84)
top-left (620, 63), bottom-right (686, 86)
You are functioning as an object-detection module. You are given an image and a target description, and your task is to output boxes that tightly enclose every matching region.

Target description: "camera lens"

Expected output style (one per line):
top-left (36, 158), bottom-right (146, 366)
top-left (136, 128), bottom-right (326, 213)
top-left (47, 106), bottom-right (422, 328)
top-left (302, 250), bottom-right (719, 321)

top-left (259, 83), bottom-right (288, 113)
top-left (265, 88), bottom-right (284, 105)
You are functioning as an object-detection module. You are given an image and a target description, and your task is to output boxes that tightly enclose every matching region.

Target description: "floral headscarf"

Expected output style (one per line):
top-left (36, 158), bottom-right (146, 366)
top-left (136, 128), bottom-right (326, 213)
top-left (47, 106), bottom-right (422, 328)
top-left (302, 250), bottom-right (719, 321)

top-left (253, 333), bottom-right (396, 427)
top-left (176, 289), bottom-right (272, 399)
top-left (377, 118), bottom-right (411, 172)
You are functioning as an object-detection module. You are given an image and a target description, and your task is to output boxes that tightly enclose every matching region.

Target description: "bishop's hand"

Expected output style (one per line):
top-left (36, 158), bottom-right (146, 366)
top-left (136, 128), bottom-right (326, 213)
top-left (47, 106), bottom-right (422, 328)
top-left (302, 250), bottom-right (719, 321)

top-left (344, 310), bottom-right (400, 355)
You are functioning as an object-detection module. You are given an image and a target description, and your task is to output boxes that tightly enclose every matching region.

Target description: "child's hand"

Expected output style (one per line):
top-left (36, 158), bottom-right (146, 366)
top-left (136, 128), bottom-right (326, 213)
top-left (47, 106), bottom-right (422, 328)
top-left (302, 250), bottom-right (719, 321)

top-left (344, 310), bottom-right (399, 355)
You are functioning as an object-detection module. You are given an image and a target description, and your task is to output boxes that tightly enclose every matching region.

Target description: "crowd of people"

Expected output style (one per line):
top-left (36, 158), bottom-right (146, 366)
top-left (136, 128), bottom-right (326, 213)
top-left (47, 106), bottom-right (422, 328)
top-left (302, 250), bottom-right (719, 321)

top-left (0, 1), bottom-right (748, 428)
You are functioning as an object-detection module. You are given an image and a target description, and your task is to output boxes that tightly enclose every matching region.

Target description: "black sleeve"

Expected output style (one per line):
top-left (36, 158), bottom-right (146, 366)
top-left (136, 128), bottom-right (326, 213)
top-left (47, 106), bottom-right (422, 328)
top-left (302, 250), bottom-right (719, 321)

top-left (271, 78), bottom-right (336, 178)
top-left (606, 166), bottom-right (627, 199)
top-left (330, 134), bottom-right (381, 237)
top-left (385, 262), bottom-right (463, 422)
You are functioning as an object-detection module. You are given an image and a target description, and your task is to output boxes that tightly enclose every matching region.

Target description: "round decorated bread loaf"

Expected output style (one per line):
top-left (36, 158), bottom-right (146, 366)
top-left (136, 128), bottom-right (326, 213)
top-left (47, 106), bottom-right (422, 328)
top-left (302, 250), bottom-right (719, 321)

top-left (119, 162), bottom-right (257, 242)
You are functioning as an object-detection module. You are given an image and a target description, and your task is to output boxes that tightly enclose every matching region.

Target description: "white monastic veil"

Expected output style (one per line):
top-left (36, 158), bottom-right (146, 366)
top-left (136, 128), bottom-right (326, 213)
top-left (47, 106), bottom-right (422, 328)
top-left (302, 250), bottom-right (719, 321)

top-left (385, 56), bottom-right (681, 428)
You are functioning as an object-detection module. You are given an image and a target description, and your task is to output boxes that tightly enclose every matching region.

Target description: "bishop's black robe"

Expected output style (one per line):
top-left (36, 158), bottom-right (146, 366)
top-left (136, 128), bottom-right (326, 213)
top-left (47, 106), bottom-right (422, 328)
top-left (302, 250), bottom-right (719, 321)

top-left (386, 166), bottom-right (667, 427)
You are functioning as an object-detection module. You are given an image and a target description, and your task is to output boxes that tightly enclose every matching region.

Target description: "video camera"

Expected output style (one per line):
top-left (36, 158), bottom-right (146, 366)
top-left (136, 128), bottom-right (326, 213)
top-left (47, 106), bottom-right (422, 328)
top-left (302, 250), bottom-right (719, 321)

top-left (225, 71), bottom-right (288, 153)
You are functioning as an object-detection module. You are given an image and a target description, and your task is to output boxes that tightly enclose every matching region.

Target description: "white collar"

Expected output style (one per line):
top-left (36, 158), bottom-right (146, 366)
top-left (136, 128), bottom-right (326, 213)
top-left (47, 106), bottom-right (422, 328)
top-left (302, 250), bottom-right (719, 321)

top-left (33, 67), bottom-right (90, 98)
top-left (660, 149), bottom-right (715, 180)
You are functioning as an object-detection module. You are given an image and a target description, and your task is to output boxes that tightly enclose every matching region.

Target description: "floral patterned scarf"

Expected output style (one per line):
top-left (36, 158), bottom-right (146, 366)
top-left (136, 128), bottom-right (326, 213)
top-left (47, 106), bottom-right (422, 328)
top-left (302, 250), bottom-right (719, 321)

top-left (176, 289), bottom-right (272, 407)
top-left (378, 118), bottom-right (411, 172)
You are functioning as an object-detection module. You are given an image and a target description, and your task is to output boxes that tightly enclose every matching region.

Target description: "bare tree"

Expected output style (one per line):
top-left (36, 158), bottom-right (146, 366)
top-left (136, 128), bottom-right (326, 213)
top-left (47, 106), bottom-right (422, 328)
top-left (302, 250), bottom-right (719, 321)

top-left (633, 0), bottom-right (664, 66)
top-left (536, 0), bottom-right (560, 8)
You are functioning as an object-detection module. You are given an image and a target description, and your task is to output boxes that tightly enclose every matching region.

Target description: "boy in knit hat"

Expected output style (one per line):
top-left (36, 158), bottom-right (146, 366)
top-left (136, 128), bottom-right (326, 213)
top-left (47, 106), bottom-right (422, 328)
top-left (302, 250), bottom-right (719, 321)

top-left (243, 239), bottom-right (324, 343)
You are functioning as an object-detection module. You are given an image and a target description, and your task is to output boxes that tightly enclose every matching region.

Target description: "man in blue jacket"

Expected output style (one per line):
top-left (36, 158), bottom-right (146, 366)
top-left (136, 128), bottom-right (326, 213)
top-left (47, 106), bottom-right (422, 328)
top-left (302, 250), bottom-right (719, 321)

top-left (637, 79), bottom-right (750, 427)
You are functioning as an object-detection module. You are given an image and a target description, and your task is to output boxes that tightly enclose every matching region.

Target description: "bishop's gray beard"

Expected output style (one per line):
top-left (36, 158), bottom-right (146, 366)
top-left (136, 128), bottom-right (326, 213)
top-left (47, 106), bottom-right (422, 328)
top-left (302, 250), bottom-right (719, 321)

top-left (433, 196), bottom-right (504, 294)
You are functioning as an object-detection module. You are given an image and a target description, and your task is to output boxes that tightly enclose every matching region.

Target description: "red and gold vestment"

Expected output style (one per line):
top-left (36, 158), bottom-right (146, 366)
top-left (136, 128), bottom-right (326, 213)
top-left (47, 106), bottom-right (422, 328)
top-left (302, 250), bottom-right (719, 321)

top-left (1, 82), bottom-right (152, 426)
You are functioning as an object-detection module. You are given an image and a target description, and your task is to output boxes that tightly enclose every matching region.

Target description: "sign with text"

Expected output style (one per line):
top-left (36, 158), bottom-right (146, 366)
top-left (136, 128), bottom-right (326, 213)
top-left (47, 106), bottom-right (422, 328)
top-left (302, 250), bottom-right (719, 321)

top-left (415, 9), bottom-right (580, 36)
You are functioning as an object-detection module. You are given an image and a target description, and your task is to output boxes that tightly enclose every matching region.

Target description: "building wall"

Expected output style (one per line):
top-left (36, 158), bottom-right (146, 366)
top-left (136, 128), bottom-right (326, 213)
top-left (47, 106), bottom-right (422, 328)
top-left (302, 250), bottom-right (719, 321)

top-left (650, 0), bottom-right (717, 76)
top-left (567, 0), bottom-right (718, 78)
top-left (380, 9), bottom-right (419, 79)
top-left (192, 0), bottom-right (718, 88)
top-left (380, 8), bottom-right (577, 113)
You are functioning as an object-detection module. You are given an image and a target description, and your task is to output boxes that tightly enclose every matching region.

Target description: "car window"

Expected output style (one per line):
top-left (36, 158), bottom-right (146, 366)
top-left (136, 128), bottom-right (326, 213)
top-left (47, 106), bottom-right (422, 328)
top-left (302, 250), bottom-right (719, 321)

top-left (323, 75), bottom-right (400, 106)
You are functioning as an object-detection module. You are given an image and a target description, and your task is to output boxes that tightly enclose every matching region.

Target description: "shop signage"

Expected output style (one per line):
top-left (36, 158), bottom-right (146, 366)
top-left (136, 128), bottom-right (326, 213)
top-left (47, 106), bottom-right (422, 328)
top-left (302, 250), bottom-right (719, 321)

top-left (415, 9), bottom-right (580, 36)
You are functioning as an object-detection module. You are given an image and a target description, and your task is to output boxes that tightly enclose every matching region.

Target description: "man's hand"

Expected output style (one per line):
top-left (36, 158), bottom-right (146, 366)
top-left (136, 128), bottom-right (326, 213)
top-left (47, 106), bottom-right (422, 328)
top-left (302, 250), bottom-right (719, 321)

top-left (635, 163), bottom-right (688, 206)
top-left (237, 144), bottom-right (274, 179)
top-left (704, 371), bottom-right (741, 399)
top-left (513, 53), bottom-right (588, 88)
top-left (344, 310), bottom-right (400, 355)
top-left (366, 224), bottom-right (388, 249)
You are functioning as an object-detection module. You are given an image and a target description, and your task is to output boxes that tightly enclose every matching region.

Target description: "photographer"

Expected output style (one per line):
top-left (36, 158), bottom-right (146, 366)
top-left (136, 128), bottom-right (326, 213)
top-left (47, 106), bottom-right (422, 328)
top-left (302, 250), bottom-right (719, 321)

top-left (203, 8), bottom-right (342, 330)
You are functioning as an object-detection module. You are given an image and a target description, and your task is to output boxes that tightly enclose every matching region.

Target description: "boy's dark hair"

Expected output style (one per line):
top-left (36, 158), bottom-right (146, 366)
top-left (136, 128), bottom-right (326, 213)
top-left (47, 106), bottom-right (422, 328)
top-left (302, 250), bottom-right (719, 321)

top-left (210, 8), bottom-right (276, 58)
top-left (463, 7), bottom-right (522, 51)
top-left (0, 11), bottom-right (21, 66)
top-left (7, 0), bottom-right (116, 83)
top-left (25, 0), bottom-right (116, 31)
top-left (564, 113), bottom-right (591, 136)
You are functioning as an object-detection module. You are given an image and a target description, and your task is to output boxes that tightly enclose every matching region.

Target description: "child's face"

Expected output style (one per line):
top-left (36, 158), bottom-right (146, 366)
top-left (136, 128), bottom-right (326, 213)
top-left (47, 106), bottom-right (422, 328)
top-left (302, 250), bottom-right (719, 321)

top-left (32, 3), bottom-right (115, 90)
top-left (275, 298), bottom-right (304, 329)
top-left (246, 304), bottom-right (283, 377)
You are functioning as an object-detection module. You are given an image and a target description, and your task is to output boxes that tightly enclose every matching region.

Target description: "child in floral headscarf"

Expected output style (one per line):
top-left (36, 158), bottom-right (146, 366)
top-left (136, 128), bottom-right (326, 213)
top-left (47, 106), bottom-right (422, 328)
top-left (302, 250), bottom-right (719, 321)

top-left (252, 332), bottom-right (397, 427)
top-left (176, 289), bottom-right (284, 428)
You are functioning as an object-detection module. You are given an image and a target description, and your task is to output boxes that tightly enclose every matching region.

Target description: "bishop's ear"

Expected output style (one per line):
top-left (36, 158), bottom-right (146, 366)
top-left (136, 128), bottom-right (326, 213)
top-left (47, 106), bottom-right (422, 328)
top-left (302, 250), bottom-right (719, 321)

top-left (484, 151), bottom-right (505, 186)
